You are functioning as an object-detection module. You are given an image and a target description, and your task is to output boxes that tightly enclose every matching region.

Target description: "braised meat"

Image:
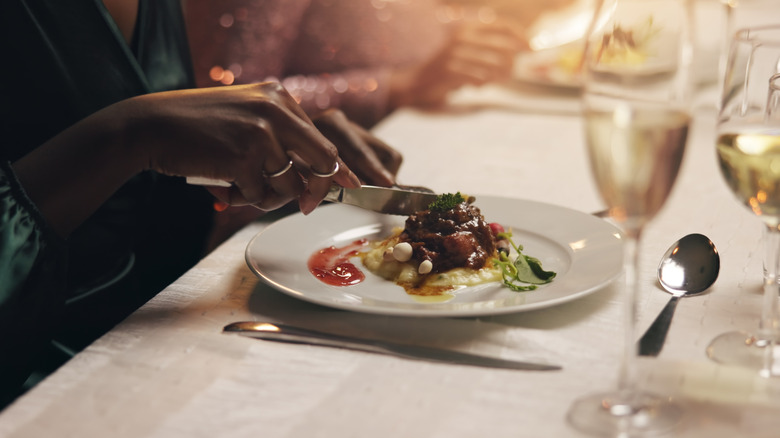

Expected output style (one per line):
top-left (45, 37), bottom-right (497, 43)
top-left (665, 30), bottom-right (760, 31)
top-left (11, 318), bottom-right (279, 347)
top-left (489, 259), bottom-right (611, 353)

top-left (400, 203), bottom-right (496, 273)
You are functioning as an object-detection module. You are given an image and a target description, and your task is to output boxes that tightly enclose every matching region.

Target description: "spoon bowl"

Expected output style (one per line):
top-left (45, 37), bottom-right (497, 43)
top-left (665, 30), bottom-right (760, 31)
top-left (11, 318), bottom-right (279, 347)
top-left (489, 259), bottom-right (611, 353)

top-left (658, 233), bottom-right (720, 295)
top-left (638, 233), bottom-right (720, 356)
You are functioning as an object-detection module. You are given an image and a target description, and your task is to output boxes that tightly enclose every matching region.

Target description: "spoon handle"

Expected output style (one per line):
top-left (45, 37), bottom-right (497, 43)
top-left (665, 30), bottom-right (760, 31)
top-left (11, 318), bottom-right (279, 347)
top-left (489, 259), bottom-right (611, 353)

top-left (638, 295), bottom-right (681, 356)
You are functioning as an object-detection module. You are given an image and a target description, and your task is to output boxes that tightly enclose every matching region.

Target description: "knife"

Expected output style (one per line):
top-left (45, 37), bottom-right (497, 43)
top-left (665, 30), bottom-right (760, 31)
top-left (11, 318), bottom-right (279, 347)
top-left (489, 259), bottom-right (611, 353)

top-left (185, 177), bottom-right (439, 216)
top-left (324, 185), bottom-right (441, 215)
top-left (223, 321), bottom-right (561, 371)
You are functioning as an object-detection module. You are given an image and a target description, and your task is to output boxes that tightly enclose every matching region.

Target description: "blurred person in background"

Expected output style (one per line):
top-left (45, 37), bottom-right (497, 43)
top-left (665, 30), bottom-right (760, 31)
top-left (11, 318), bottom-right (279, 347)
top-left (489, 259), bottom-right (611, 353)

top-left (184, 0), bottom-right (537, 128)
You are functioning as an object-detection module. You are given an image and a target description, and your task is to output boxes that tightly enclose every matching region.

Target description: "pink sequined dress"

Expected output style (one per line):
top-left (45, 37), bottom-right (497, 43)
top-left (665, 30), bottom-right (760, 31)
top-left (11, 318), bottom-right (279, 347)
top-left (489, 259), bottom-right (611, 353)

top-left (185, 0), bottom-right (449, 127)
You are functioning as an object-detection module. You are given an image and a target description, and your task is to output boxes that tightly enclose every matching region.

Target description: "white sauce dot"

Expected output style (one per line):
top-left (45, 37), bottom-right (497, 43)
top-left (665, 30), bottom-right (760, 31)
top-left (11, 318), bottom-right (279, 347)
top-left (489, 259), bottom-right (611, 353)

top-left (392, 242), bottom-right (413, 262)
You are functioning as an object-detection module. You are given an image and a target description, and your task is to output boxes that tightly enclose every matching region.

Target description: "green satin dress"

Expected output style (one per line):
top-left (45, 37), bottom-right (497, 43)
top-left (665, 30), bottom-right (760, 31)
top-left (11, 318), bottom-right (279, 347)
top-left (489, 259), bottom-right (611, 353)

top-left (1, 0), bottom-right (214, 404)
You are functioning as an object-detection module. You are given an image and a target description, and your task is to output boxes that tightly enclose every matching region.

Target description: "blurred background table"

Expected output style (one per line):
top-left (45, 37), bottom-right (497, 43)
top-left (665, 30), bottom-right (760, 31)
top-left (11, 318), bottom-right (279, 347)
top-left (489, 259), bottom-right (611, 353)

top-left (1, 80), bottom-right (780, 437)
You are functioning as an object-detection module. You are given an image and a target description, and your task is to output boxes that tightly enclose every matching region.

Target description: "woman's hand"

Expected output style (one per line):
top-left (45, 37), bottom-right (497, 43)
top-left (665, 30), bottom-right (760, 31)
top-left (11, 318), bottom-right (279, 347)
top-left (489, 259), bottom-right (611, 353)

top-left (389, 21), bottom-right (527, 109)
top-left (132, 82), bottom-right (362, 214)
top-left (13, 82), bottom-right (364, 237)
top-left (311, 109), bottom-right (402, 187)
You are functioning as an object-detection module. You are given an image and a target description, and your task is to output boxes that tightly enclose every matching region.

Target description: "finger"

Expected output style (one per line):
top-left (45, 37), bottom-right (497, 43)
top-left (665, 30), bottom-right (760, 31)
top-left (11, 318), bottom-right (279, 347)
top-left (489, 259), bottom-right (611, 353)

top-left (250, 189), bottom-right (297, 211)
top-left (348, 128), bottom-right (400, 185)
top-left (315, 113), bottom-right (397, 186)
top-left (253, 162), bottom-right (307, 210)
top-left (235, 118), bottom-right (302, 202)
top-left (298, 157), bottom-right (360, 215)
top-left (446, 50), bottom-right (516, 85)
top-left (206, 183), bottom-right (265, 207)
top-left (246, 83), bottom-right (344, 172)
top-left (290, 151), bottom-right (360, 191)
top-left (261, 102), bottom-right (345, 177)
top-left (451, 44), bottom-right (517, 70)
top-left (208, 179), bottom-right (298, 211)
top-left (250, 84), bottom-right (364, 201)
top-left (213, 117), bottom-right (303, 210)
top-left (457, 22), bottom-right (528, 51)
top-left (263, 154), bottom-right (305, 200)
top-left (262, 134), bottom-right (304, 199)
top-left (362, 131), bottom-right (403, 177)
top-left (443, 62), bottom-right (499, 87)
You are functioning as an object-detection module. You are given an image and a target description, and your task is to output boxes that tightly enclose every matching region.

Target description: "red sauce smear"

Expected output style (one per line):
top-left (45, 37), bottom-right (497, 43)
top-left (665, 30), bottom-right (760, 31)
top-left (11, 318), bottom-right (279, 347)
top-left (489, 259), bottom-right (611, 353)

top-left (308, 239), bottom-right (369, 286)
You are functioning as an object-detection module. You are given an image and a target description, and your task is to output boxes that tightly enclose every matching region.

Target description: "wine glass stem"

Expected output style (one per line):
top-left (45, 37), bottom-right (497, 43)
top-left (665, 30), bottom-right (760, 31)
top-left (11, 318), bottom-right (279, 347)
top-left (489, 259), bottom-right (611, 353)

top-left (618, 231), bottom-right (640, 394)
top-left (761, 225), bottom-right (780, 375)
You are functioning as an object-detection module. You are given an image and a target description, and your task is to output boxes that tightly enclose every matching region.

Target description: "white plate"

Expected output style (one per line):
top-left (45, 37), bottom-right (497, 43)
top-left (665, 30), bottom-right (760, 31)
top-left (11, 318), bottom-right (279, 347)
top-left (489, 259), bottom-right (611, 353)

top-left (246, 196), bottom-right (623, 317)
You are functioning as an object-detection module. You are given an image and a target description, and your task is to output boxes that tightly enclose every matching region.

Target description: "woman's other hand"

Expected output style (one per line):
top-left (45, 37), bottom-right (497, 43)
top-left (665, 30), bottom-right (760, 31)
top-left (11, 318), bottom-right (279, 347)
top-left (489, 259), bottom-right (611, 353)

top-left (311, 109), bottom-right (402, 187)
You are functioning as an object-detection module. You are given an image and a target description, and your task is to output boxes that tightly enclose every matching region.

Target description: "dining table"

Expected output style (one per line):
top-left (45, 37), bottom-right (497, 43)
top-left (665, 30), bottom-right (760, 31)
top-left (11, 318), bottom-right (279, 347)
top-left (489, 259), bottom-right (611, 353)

top-left (3, 44), bottom-right (780, 438)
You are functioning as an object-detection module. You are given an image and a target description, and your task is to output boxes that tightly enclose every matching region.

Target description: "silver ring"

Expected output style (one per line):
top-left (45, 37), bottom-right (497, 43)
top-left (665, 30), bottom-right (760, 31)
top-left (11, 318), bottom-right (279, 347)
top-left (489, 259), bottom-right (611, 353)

top-left (310, 161), bottom-right (339, 178)
top-left (262, 160), bottom-right (293, 179)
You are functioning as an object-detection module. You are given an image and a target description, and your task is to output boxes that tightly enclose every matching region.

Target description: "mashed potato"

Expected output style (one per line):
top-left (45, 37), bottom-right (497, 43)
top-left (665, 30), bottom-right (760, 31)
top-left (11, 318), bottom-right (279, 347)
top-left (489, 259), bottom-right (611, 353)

top-left (361, 228), bottom-right (502, 297)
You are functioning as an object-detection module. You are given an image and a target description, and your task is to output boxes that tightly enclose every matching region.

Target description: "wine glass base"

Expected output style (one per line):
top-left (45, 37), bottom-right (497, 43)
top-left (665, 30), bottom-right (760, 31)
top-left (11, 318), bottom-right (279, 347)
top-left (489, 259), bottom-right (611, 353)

top-left (566, 390), bottom-right (682, 436)
top-left (706, 330), bottom-right (780, 377)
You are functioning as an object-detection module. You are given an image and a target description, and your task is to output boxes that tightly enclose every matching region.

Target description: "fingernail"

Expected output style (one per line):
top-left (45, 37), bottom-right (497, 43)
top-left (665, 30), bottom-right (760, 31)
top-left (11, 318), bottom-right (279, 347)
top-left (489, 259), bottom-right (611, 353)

top-left (299, 191), bottom-right (319, 215)
top-left (347, 171), bottom-right (362, 187)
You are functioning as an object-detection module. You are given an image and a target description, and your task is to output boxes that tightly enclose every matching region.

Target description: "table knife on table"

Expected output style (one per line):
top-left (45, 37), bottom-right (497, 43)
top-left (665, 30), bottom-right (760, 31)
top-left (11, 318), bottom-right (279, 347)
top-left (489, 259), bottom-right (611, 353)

top-left (224, 321), bottom-right (561, 371)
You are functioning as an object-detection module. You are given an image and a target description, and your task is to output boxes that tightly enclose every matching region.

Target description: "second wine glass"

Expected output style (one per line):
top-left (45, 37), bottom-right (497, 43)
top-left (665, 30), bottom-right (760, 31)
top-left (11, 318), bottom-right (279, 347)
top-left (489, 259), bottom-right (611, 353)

top-left (566, 0), bottom-right (694, 435)
top-left (707, 25), bottom-right (780, 377)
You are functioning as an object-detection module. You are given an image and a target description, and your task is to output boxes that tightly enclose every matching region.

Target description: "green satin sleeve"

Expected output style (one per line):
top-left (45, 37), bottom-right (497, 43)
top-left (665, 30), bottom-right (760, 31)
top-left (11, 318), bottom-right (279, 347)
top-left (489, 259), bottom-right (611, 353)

top-left (0, 161), bottom-right (67, 402)
top-left (1, 162), bottom-right (46, 297)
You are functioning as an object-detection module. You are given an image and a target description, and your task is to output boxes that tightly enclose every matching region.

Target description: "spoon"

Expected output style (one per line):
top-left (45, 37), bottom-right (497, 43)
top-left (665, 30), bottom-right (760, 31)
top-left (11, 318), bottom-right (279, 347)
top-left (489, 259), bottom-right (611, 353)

top-left (637, 233), bottom-right (720, 356)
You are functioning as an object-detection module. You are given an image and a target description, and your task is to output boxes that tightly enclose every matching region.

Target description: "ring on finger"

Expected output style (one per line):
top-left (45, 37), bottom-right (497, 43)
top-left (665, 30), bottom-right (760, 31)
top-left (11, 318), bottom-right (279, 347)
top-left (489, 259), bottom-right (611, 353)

top-left (263, 159), bottom-right (294, 179)
top-left (310, 161), bottom-right (339, 178)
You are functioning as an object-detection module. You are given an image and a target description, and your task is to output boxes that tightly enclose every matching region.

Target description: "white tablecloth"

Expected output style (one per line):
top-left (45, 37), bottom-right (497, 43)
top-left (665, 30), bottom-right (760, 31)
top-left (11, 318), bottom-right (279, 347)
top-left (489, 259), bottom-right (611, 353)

top-left (2, 82), bottom-right (780, 437)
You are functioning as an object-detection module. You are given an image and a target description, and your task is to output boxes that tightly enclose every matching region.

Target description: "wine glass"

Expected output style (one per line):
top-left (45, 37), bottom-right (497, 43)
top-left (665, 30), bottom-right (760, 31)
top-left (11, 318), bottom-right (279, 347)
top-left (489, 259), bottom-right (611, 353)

top-left (566, 0), bottom-right (694, 435)
top-left (707, 26), bottom-right (780, 377)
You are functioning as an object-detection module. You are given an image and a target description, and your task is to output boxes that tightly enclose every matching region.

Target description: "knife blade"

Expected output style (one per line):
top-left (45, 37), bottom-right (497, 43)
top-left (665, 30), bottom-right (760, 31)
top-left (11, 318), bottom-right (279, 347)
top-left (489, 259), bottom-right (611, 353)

top-left (325, 185), bottom-right (440, 215)
top-left (224, 321), bottom-right (561, 371)
top-left (185, 178), bottom-right (439, 216)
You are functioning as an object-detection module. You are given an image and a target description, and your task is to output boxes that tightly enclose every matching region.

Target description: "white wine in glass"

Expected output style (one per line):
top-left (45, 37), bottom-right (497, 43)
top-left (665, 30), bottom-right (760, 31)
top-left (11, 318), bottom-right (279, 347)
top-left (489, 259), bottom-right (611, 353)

top-left (708, 26), bottom-right (780, 377)
top-left (566, 0), bottom-right (694, 435)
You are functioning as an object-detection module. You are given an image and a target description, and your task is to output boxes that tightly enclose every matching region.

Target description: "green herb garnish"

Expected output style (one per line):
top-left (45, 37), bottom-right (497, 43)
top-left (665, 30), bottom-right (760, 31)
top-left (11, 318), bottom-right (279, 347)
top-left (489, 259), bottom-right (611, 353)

top-left (493, 231), bottom-right (556, 291)
top-left (428, 192), bottom-right (466, 211)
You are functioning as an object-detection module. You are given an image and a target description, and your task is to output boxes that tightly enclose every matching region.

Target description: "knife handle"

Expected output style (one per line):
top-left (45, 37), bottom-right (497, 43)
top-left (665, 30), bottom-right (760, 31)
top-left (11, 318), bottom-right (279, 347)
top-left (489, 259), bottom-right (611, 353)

top-left (186, 177), bottom-right (231, 187)
top-left (324, 184), bottom-right (343, 203)
top-left (189, 178), bottom-right (341, 197)
top-left (224, 321), bottom-right (389, 355)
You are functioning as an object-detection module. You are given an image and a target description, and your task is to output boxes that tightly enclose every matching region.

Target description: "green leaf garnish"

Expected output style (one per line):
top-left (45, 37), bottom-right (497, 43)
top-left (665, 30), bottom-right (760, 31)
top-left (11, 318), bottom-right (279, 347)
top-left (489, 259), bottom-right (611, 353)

top-left (428, 192), bottom-right (466, 211)
top-left (514, 254), bottom-right (556, 284)
top-left (493, 231), bottom-right (556, 291)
